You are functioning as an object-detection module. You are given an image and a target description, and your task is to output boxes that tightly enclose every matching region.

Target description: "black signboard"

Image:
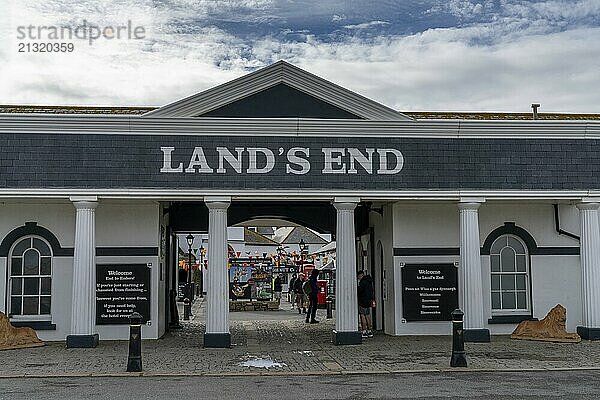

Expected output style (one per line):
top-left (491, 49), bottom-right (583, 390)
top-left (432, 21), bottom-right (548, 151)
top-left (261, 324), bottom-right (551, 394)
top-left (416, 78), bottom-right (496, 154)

top-left (230, 281), bottom-right (252, 300)
top-left (96, 264), bottom-right (151, 325)
top-left (401, 263), bottom-right (458, 321)
top-left (228, 259), bottom-right (276, 300)
top-left (272, 266), bottom-right (298, 274)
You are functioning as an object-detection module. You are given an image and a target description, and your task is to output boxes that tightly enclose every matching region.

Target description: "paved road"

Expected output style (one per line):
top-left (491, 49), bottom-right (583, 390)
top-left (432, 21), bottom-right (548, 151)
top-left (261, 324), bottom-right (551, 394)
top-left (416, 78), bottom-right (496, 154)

top-left (2, 370), bottom-right (600, 400)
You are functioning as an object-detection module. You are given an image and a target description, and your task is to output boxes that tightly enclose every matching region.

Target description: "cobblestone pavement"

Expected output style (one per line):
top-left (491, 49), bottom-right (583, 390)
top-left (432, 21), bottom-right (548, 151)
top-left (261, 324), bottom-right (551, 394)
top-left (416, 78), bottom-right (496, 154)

top-left (2, 298), bottom-right (600, 378)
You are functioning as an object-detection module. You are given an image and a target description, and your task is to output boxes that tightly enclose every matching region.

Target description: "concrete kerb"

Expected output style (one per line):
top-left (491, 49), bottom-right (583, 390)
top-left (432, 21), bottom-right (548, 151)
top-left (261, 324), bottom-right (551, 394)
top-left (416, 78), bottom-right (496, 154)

top-left (3, 367), bottom-right (600, 379)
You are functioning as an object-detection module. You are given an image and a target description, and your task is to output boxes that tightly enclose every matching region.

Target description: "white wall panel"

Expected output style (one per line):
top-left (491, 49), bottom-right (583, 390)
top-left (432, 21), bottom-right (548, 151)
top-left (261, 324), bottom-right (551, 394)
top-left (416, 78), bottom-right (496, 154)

top-left (96, 202), bottom-right (159, 246)
top-left (388, 201), bottom-right (583, 336)
top-left (0, 201), bottom-right (162, 341)
top-left (393, 203), bottom-right (459, 248)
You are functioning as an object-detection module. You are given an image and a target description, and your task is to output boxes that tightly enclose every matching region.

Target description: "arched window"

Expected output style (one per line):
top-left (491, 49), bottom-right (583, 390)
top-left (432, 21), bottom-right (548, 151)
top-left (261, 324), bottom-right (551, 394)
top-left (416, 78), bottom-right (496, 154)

top-left (8, 236), bottom-right (52, 318)
top-left (490, 234), bottom-right (530, 314)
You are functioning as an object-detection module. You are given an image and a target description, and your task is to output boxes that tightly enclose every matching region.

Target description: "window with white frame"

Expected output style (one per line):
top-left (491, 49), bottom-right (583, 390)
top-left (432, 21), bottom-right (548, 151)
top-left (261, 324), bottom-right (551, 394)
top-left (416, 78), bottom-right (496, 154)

top-left (8, 236), bottom-right (52, 318)
top-left (490, 234), bottom-right (530, 314)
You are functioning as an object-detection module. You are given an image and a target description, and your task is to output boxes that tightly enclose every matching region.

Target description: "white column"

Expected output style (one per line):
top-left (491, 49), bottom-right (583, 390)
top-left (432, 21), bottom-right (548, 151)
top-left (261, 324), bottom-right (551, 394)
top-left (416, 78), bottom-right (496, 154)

top-left (333, 198), bottom-right (362, 345)
top-left (67, 197), bottom-right (99, 348)
top-left (459, 199), bottom-right (489, 342)
top-left (204, 197), bottom-right (231, 348)
top-left (577, 202), bottom-right (600, 339)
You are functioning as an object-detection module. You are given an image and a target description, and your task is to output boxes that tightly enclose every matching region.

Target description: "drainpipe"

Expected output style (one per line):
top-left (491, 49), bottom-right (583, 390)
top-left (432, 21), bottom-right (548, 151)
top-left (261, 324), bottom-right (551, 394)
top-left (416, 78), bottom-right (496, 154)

top-left (553, 204), bottom-right (580, 241)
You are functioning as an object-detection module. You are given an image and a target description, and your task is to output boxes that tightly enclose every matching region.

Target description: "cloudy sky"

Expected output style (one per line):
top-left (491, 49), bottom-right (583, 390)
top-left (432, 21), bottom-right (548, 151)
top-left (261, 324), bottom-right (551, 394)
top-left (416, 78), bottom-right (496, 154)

top-left (1, 0), bottom-right (599, 112)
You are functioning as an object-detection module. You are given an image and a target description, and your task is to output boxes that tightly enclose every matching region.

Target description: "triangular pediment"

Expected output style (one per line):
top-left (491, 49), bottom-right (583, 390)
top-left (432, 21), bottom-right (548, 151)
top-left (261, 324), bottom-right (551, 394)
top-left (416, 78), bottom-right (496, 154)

top-left (199, 83), bottom-right (362, 119)
top-left (144, 61), bottom-right (411, 120)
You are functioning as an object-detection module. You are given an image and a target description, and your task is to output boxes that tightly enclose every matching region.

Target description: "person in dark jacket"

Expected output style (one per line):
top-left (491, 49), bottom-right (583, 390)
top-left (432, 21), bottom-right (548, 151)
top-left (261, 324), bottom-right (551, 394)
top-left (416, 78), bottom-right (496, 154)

top-left (288, 274), bottom-right (297, 308)
top-left (294, 273), bottom-right (306, 314)
top-left (357, 270), bottom-right (375, 337)
top-left (273, 275), bottom-right (283, 303)
top-left (305, 268), bottom-right (319, 323)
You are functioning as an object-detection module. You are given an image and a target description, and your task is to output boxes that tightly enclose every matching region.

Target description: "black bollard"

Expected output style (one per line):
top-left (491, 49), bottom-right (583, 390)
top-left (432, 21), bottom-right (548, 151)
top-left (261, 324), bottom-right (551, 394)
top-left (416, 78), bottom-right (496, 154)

top-left (186, 284), bottom-right (194, 316)
top-left (450, 308), bottom-right (468, 367)
top-left (126, 312), bottom-right (143, 372)
top-left (190, 282), bottom-right (195, 303)
top-left (326, 296), bottom-right (333, 319)
top-left (183, 298), bottom-right (191, 321)
top-left (169, 289), bottom-right (182, 330)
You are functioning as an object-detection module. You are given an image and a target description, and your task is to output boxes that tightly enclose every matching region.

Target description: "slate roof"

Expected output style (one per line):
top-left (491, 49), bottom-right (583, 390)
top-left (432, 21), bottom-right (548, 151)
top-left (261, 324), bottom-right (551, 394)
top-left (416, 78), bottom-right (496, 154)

top-left (244, 228), bottom-right (279, 246)
top-left (0, 105), bottom-right (598, 120)
top-left (405, 112), bottom-right (600, 120)
top-left (0, 105), bottom-right (154, 114)
top-left (256, 226), bottom-right (274, 237)
top-left (311, 241), bottom-right (336, 255)
top-left (273, 226), bottom-right (328, 245)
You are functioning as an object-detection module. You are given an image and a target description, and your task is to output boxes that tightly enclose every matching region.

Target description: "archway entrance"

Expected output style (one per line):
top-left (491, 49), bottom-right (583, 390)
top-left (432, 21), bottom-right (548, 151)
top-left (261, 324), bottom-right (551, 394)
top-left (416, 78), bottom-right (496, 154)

top-left (163, 200), bottom-right (372, 347)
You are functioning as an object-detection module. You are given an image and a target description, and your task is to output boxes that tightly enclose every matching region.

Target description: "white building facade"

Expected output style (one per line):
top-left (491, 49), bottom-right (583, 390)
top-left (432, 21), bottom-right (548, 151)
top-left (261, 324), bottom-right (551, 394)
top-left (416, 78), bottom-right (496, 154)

top-left (1, 61), bottom-right (599, 346)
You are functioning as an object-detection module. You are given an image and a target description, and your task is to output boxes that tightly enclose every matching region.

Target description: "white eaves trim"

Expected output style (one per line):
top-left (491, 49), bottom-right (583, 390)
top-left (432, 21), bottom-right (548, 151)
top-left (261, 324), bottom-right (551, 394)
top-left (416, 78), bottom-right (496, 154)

top-left (0, 188), bottom-right (597, 202)
top-left (143, 61), bottom-right (412, 121)
top-left (0, 114), bottom-right (599, 139)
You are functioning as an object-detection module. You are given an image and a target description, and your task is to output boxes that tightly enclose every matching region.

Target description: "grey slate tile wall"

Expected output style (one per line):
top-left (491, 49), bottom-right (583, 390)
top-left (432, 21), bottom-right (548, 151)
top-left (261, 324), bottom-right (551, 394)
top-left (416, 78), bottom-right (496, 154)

top-left (1, 134), bottom-right (598, 190)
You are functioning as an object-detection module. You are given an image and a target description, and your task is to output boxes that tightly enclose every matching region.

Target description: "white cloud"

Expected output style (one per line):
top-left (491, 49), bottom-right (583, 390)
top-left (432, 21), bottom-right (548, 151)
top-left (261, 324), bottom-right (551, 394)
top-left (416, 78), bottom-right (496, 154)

top-left (503, 0), bottom-right (600, 20)
top-left (1, 0), bottom-right (599, 113)
top-left (343, 21), bottom-right (390, 30)
top-left (446, 1), bottom-right (487, 18)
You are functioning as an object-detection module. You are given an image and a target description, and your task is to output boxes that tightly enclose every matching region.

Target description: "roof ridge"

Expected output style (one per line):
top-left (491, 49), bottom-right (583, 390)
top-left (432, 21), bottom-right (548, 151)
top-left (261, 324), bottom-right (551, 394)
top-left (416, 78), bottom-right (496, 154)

top-left (1, 105), bottom-right (598, 120)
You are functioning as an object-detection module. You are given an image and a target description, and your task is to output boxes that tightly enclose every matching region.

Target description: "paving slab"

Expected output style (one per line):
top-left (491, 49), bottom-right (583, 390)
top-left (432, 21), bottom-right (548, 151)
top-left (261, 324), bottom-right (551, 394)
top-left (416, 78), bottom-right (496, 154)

top-left (2, 298), bottom-right (599, 378)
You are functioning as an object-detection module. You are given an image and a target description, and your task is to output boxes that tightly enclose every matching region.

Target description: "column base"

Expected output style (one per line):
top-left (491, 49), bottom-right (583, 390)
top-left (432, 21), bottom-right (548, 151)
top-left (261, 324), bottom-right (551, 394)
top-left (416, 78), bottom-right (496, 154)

top-left (203, 333), bottom-right (231, 348)
top-left (66, 334), bottom-right (99, 348)
top-left (464, 329), bottom-right (490, 343)
top-left (577, 326), bottom-right (600, 340)
top-left (332, 330), bottom-right (362, 345)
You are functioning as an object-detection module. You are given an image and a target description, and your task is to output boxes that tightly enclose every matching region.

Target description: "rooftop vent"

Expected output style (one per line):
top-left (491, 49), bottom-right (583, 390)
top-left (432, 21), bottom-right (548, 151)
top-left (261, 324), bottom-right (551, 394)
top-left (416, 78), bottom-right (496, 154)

top-left (531, 103), bottom-right (540, 120)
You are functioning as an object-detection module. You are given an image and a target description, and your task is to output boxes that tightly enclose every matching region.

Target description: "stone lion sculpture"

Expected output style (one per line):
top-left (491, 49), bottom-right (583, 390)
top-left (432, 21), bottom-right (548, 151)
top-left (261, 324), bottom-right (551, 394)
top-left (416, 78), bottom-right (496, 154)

top-left (511, 304), bottom-right (581, 343)
top-left (0, 311), bottom-right (44, 350)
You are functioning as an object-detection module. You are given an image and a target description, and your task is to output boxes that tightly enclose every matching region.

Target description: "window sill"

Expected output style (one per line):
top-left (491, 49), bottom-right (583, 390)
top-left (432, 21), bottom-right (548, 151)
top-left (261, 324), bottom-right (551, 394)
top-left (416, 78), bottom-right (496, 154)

top-left (488, 315), bottom-right (536, 324)
top-left (10, 320), bottom-right (56, 330)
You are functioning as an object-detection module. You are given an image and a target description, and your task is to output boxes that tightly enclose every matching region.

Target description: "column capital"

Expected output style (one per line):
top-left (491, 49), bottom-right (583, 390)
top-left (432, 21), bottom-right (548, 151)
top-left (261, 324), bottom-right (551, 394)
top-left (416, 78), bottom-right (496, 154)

top-left (577, 202), bottom-right (600, 211)
top-left (458, 202), bottom-right (482, 211)
top-left (205, 196), bottom-right (231, 210)
top-left (459, 197), bottom-right (485, 203)
top-left (71, 199), bottom-right (98, 210)
top-left (333, 201), bottom-right (358, 212)
top-left (333, 197), bottom-right (360, 204)
top-left (204, 196), bottom-right (231, 203)
top-left (70, 196), bottom-right (97, 202)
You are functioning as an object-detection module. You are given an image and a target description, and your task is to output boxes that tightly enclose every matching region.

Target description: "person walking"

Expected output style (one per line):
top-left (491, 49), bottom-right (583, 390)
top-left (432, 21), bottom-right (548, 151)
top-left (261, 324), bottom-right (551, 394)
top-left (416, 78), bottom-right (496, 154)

top-left (305, 268), bottom-right (319, 324)
top-left (288, 274), bottom-right (297, 310)
top-left (294, 273), bottom-right (306, 314)
top-left (357, 270), bottom-right (375, 338)
top-left (273, 274), bottom-right (283, 303)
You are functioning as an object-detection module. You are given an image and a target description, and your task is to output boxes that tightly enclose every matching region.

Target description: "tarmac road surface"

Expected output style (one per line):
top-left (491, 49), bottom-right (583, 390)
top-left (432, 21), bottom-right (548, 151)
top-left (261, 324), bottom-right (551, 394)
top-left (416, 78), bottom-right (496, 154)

top-left (2, 370), bottom-right (600, 400)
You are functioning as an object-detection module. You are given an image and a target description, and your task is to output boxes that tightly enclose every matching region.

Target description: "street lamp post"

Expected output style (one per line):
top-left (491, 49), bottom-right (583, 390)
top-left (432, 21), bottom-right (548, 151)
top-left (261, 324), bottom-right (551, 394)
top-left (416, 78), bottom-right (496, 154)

top-left (299, 239), bottom-right (307, 273)
top-left (199, 244), bottom-right (205, 298)
top-left (276, 245), bottom-right (284, 268)
top-left (186, 234), bottom-right (194, 303)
